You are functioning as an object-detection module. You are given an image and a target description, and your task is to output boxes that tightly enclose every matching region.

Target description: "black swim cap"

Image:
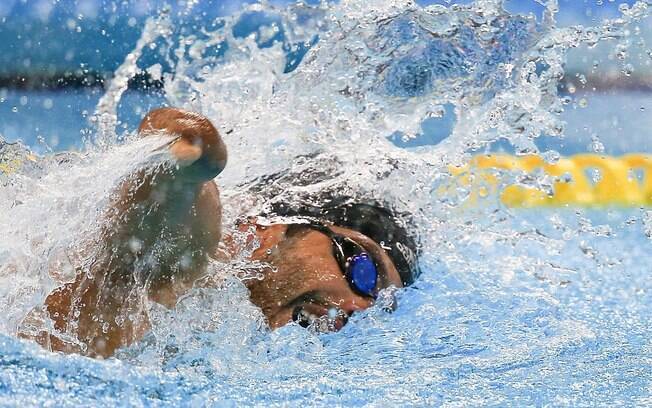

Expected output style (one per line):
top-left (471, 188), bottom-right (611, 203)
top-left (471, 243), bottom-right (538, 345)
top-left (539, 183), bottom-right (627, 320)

top-left (240, 152), bottom-right (421, 285)
top-left (270, 199), bottom-right (420, 286)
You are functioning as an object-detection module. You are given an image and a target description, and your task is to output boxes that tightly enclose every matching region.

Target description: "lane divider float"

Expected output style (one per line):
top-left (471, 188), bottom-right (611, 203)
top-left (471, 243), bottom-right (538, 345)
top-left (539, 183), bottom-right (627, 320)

top-left (449, 154), bottom-right (652, 207)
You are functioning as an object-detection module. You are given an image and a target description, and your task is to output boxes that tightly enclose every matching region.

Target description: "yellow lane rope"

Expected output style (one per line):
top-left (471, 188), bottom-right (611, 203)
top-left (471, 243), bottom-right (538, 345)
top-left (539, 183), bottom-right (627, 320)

top-left (450, 154), bottom-right (652, 207)
top-left (3, 150), bottom-right (652, 207)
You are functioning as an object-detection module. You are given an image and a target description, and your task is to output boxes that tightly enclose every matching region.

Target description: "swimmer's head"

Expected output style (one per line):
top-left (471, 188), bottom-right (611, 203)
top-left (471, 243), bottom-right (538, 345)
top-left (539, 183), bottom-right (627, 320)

top-left (236, 165), bottom-right (421, 331)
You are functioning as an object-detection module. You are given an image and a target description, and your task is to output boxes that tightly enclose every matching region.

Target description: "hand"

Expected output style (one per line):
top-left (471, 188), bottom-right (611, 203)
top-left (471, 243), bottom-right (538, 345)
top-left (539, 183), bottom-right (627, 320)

top-left (139, 107), bottom-right (227, 181)
top-left (25, 108), bottom-right (227, 358)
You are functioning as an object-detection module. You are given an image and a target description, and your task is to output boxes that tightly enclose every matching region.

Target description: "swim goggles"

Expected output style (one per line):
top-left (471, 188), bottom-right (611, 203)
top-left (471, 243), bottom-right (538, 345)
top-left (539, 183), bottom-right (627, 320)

top-left (302, 222), bottom-right (379, 298)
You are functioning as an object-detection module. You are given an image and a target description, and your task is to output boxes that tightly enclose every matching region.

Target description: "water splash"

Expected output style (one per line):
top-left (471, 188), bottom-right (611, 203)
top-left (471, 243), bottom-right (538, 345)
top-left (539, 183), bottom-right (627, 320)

top-left (2, 0), bottom-right (652, 405)
top-left (0, 135), bottom-right (177, 334)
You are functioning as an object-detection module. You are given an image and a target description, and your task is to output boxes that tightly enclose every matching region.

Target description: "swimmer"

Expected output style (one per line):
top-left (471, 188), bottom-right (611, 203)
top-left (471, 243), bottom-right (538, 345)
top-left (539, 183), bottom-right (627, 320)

top-left (18, 108), bottom-right (420, 358)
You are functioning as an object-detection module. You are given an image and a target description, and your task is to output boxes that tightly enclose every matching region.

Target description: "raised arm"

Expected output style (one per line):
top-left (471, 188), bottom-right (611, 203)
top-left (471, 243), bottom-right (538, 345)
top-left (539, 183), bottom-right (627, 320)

top-left (21, 108), bottom-right (227, 358)
top-left (116, 107), bottom-right (227, 294)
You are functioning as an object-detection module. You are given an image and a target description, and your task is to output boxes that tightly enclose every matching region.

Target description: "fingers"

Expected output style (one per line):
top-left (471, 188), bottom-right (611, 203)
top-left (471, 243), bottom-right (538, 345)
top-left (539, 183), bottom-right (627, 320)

top-left (169, 137), bottom-right (203, 165)
top-left (138, 107), bottom-right (228, 181)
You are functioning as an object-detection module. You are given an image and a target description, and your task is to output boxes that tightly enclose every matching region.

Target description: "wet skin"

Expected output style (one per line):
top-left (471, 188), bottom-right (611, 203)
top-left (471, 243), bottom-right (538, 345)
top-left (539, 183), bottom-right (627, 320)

top-left (243, 223), bottom-right (403, 331)
top-left (20, 108), bottom-right (401, 358)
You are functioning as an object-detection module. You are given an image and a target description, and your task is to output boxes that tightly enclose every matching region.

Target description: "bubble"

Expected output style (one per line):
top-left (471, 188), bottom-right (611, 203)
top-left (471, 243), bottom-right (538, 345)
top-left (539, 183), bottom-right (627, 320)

top-left (642, 210), bottom-right (652, 238)
top-left (542, 150), bottom-right (561, 164)
top-left (589, 135), bottom-right (605, 153)
top-left (622, 63), bottom-right (634, 76)
top-left (616, 46), bottom-right (628, 61)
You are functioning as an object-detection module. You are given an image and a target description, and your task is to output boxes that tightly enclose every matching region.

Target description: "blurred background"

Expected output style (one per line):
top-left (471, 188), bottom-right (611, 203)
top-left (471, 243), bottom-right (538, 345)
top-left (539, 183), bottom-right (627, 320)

top-left (0, 0), bottom-right (650, 153)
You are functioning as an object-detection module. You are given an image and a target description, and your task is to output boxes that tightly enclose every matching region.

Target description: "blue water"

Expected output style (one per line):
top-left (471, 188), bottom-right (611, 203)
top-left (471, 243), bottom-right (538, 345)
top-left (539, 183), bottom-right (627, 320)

top-left (0, 89), bottom-right (165, 152)
top-left (2, 209), bottom-right (652, 405)
top-left (3, 1), bottom-right (652, 406)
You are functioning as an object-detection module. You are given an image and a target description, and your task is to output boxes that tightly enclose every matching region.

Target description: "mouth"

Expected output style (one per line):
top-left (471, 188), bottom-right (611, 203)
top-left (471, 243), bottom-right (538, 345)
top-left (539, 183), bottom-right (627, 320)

top-left (291, 304), bottom-right (350, 333)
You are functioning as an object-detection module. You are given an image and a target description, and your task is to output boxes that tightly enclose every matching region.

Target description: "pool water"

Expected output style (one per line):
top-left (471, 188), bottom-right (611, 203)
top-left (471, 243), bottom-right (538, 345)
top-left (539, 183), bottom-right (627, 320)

top-left (2, 209), bottom-right (652, 406)
top-left (2, 0), bottom-right (652, 406)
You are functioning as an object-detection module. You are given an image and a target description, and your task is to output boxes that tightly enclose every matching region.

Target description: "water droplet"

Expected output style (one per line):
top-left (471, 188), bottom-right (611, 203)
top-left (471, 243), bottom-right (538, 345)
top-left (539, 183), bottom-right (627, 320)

top-left (589, 135), bottom-right (605, 153)
top-left (622, 63), bottom-right (634, 76)
top-left (426, 106), bottom-right (446, 119)
top-left (642, 210), bottom-right (652, 239)
top-left (589, 168), bottom-right (602, 184)
top-left (128, 237), bottom-right (143, 253)
top-left (542, 150), bottom-right (560, 164)
top-left (53, 378), bottom-right (67, 391)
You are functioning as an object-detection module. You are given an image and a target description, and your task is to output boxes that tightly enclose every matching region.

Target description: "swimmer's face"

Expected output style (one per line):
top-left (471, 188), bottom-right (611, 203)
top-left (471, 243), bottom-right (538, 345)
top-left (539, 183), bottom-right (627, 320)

top-left (243, 224), bottom-right (403, 331)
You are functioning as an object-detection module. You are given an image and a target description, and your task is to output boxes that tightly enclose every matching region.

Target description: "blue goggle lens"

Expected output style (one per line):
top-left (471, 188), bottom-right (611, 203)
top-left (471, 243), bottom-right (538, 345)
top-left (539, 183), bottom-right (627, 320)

top-left (298, 222), bottom-right (380, 298)
top-left (348, 253), bottom-right (378, 296)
